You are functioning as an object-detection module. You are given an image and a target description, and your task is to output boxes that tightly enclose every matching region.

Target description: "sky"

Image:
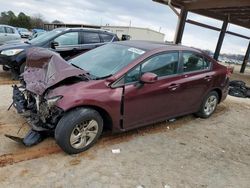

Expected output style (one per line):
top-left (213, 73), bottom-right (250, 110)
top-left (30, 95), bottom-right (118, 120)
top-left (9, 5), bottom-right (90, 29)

top-left (0, 0), bottom-right (249, 55)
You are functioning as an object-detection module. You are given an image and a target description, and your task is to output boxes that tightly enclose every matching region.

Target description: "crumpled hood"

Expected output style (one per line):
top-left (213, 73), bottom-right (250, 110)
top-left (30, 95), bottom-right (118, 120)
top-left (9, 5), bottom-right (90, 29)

top-left (23, 47), bottom-right (87, 95)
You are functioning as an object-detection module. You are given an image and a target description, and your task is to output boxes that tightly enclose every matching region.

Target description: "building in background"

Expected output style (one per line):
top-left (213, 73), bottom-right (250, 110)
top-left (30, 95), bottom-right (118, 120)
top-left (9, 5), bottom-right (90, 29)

top-left (101, 26), bottom-right (165, 42)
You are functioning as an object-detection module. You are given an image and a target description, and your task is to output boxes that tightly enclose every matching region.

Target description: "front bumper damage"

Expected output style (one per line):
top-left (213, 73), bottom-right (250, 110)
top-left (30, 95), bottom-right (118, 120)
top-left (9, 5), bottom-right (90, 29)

top-left (6, 85), bottom-right (63, 146)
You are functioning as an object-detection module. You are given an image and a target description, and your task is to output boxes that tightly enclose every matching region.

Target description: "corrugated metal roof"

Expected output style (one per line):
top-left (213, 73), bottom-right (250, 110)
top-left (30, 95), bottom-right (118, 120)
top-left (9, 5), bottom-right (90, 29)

top-left (153, 0), bottom-right (250, 29)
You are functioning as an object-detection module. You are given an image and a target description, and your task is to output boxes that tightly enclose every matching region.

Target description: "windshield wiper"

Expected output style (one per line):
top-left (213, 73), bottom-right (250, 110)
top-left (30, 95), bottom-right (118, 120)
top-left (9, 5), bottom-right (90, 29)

top-left (71, 63), bottom-right (83, 70)
top-left (24, 41), bottom-right (31, 44)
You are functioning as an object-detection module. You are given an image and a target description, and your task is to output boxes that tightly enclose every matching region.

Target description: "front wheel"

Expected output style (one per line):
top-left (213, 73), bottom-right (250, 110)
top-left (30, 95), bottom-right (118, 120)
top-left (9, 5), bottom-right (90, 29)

top-left (2, 65), bottom-right (10, 71)
top-left (19, 63), bottom-right (26, 74)
top-left (55, 108), bottom-right (103, 154)
top-left (195, 91), bottom-right (219, 118)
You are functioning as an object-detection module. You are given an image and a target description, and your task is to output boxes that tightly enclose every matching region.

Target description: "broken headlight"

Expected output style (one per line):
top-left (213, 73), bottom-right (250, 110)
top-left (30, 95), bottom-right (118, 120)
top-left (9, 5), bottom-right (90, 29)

top-left (46, 95), bottom-right (63, 108)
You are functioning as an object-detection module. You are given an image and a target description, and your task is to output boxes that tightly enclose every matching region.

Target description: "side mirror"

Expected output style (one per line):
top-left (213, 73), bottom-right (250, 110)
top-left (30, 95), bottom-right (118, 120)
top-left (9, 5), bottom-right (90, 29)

top-left (121, 34), bottom-right (131, 41)
top-left (140, 72), bottom-right (158, 84)
top-left (51, 41), bottom-right (59, 49)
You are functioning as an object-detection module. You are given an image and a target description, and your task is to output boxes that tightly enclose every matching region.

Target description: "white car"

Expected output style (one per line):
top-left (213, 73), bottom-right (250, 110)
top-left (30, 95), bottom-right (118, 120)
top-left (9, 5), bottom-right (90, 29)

top-left (0, 25), bottom-right (21, 45)
top-left (17, 28), bottom-right (32, 38)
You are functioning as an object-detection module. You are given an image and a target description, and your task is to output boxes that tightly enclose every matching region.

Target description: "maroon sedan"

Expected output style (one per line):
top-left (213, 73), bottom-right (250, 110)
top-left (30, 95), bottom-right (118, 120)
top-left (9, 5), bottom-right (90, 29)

top-left (11, 41), bottom-right (230, 154)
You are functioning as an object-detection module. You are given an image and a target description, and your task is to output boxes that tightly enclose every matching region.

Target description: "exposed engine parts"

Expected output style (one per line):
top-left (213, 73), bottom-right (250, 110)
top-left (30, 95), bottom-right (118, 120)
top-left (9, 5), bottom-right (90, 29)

top-left (7, 85), bottom-right (64, 146)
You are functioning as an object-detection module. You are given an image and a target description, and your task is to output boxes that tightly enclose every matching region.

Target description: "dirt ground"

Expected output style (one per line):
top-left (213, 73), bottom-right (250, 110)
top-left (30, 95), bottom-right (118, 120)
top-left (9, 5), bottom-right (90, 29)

top-left (0, 65), bottom-right (250, 188)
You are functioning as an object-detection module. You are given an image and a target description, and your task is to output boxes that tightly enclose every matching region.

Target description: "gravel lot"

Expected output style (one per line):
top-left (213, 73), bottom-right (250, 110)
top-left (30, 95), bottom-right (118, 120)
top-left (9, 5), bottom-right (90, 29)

top-left (0, 66), bottom-right (249, 188)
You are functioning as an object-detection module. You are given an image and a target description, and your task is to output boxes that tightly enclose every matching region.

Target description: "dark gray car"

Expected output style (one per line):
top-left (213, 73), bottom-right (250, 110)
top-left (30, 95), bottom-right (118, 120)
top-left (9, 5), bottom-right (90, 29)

top-left (0, 27), bottom-right (119, 78)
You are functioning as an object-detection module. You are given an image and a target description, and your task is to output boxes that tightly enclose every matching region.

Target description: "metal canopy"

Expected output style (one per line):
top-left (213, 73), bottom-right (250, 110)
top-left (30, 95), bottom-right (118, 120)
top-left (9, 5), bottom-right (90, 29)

top-left (153, 0), bottom-right (250, 73)
top-left (153, 0), bottom-right (250, 29)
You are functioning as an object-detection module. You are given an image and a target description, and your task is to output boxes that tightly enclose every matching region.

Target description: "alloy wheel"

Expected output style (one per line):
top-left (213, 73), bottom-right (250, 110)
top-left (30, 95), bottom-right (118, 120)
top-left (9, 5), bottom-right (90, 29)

top-left (204, 95), bottom-right (217, 116)
top-left (70, 120), bottom-right (99, 149)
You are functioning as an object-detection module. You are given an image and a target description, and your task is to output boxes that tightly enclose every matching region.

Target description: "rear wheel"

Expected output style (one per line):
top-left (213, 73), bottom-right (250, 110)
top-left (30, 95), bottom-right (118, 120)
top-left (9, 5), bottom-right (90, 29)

top-left (196, 91), bottom-right (219, 118)
top-left (55, 108), bottom-right (103, 154)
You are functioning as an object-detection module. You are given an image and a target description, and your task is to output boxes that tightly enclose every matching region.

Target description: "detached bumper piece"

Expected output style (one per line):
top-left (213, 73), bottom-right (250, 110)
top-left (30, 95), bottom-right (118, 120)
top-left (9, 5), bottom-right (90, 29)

top-left (5, 129), bottom-right (46, 146)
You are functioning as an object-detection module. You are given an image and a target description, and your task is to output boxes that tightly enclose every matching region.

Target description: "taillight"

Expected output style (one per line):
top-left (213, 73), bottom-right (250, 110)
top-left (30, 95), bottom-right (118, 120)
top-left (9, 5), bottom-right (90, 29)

top-left (226, 66), bottom-right (234, 77)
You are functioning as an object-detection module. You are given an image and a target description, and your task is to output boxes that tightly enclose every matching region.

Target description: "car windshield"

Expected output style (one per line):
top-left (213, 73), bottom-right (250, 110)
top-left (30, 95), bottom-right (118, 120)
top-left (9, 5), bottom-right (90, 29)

top-left (29, 29), bottom-right (63, 44)
top-left (70, 43), bottom-right (146, 79)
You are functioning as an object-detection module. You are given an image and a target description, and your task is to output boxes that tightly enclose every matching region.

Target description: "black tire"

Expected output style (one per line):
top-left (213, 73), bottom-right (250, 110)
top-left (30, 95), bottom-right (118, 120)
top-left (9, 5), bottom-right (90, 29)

top-left (19, 63), bottom-right (26, 74)
top-left (229, 80), bottom-right (246, 88)
top-left (55, 108), bottom-right (103, 154)
top-left (2, 65), bottom-right (10, 71)
top-left (195, 91), bottom-right (219, 118)
top-left (229, 87), bottom-right (247, 98)
top-left (246, 89), bottom-right (250, 98)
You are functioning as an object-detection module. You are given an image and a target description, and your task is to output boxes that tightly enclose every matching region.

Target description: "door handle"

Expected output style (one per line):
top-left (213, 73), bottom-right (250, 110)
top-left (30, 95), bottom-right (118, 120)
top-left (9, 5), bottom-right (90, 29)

top-left (204, 75), bottom-right (212, 81)
top-left (168, 83), bottom-right (180, 91)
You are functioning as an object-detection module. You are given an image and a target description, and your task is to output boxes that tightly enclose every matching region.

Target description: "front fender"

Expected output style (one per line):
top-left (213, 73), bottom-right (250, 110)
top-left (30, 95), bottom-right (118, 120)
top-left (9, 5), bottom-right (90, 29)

top-left (48, 84), bottom-right (123, 131)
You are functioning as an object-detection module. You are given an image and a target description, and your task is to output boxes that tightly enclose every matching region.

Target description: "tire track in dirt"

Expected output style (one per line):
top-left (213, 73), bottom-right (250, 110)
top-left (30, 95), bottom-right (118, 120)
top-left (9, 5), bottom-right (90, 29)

top-left (0, 104), bottom-right (233, 168)
top-left (0, 145), bottom-right (62, 167)
top-left (0, 70), bottom-right (18, 85)
top-left (0, 118), bottom-right (187, 168)
top-left (0, 80), bottom-right (19, 85)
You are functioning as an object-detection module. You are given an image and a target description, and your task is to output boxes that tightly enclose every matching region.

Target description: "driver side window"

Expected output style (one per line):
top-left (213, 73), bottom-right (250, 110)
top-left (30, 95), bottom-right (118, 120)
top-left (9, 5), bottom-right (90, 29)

top-left (54, 32), bottom-right (79, 46)
top-left (125, 52), bottom-right (179, 84)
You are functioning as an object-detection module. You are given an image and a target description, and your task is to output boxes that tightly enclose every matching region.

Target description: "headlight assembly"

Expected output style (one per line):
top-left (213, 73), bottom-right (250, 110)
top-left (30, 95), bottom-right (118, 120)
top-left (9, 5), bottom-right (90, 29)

top-left (0, 49), bottom-right (24, 56)
top-left (46, 95), bottom-right (63, 108)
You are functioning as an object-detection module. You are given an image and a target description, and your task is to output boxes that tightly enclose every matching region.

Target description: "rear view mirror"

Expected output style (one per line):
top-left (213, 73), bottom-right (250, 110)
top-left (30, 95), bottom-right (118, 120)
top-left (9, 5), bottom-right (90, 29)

top-left (51, 41), bottom-right (59, 49)
top-left (140, 72), bottom-right (158, 84)
top-left (121, 34), bottom-right (131, 41)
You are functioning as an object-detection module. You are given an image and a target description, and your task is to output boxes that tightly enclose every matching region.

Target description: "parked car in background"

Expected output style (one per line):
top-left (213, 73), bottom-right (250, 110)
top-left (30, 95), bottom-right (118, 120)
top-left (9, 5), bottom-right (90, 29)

top-left (0, 25), bottom-right (21, 45)
top-left (29, 28), bottom-right (46, 40)
top-left (17, 28), bottom-right (32, 38)
top-left (0, 27), bottom-right (119, 78)
top-left (32, 28), bottom-right (46, 34)
top-left (29, 31), bottom-right (46, 40)
top-left (10, 41), bottom-right (230, 154)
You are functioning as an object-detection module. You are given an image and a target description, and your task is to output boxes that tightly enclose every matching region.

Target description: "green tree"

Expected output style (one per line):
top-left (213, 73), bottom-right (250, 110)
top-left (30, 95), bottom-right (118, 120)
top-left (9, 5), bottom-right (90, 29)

top-left (0, 11), bottom-right (16, 24)
top-left (16, 12), bottom-right (32, 29)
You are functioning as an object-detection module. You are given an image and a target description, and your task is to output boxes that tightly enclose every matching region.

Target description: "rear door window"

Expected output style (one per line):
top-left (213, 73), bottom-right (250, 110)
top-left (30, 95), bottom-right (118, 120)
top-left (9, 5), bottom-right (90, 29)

top-left (100, 33), bottom-right (113, 42)
top-left (182, 52), bottom-right (210, 73)
top-left (54, 32), bottom-right (79, 46)
top-left (204, 58), bottom-right (212, 69)
top-left (5, 27), bottom-right (14, 34)
top-left (83, 32), bottom-right (101, 44)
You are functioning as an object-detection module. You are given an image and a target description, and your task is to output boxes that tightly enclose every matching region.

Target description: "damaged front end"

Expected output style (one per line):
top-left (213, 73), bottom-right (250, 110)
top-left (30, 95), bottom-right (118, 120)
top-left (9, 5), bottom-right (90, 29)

top-left (7, 47), bottom-right (88, 146)
top-left (12, 85), bottom-right (63, 131)
top-left (7, 84), bottom-right (64, 146)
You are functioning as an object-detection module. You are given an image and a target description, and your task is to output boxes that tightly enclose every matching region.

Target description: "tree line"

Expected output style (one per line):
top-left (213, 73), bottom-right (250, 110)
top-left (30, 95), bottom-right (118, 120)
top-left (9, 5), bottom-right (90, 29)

top-left (0, 10), bottom-right (63, 29)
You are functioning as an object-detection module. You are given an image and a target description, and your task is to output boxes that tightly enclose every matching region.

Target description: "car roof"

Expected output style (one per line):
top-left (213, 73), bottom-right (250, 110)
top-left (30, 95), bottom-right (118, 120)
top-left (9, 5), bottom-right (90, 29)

top-left (0, 24), bottom-right (16, 29)
top-left (115, 40), bottom-right (202, 53)
top-left (57, 27), bottom-right (116, 35)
